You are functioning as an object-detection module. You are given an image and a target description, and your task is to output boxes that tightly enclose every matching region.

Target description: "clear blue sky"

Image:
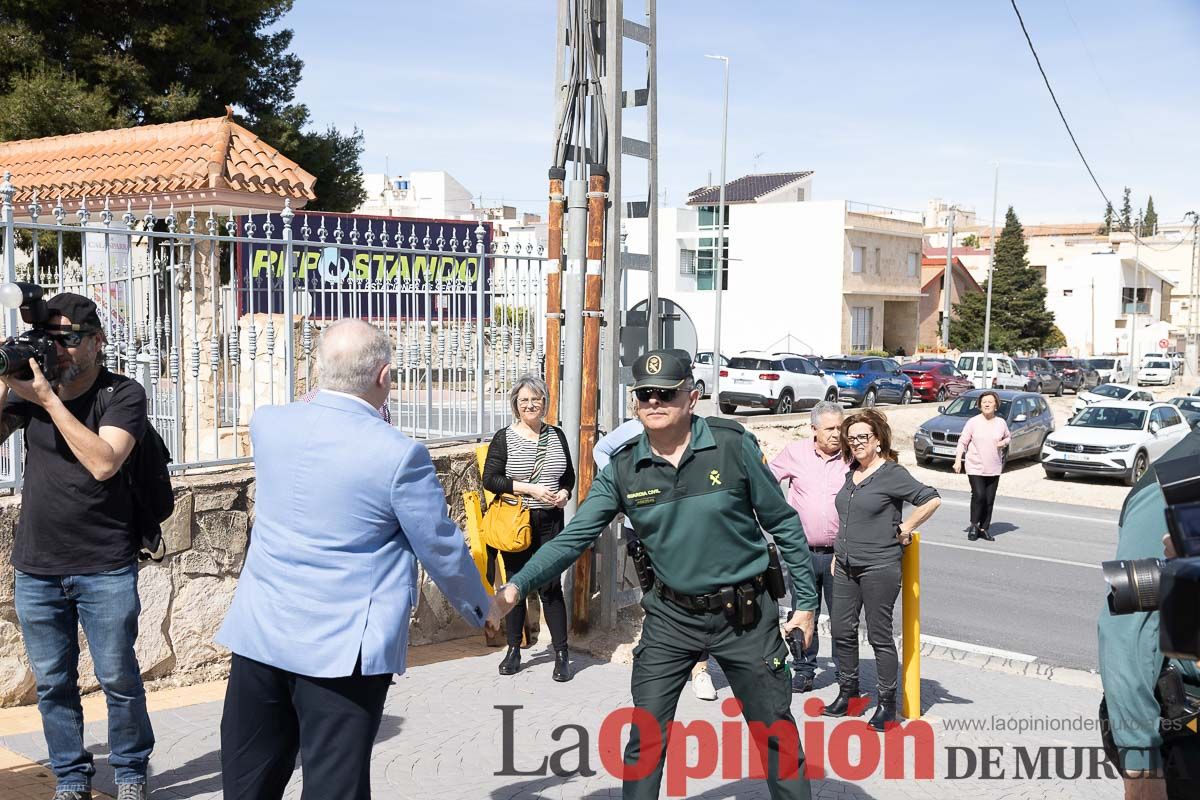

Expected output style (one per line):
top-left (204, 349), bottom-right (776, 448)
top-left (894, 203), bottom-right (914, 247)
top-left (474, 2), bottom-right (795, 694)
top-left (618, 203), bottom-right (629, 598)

top-left (287, 0), bottom-right (1199, 224)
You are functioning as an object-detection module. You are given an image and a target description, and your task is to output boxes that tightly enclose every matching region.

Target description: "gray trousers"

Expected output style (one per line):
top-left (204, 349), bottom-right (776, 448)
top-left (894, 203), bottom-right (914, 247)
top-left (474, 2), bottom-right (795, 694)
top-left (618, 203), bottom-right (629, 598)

top-left (831, 559), bottom-right (902, 694)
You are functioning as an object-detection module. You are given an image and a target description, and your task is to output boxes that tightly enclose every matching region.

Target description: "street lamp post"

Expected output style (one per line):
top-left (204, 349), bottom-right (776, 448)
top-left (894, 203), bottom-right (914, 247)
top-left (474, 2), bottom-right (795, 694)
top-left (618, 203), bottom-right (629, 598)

top-left (982, 165), bottom-right (999, 373)
top-left (706, 54), bottom-right (729, 404)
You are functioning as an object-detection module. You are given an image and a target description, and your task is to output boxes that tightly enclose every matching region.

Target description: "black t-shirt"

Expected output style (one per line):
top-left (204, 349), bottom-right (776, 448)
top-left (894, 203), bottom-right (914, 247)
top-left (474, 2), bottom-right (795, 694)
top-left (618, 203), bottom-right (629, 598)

top-left (7, 369), bottom-right (148, 575)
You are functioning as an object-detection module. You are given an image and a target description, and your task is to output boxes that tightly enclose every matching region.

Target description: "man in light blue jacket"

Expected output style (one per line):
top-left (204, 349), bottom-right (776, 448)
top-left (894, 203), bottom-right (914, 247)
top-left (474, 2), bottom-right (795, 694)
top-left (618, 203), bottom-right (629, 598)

top-left (216, 319), bottom-right (489, 800)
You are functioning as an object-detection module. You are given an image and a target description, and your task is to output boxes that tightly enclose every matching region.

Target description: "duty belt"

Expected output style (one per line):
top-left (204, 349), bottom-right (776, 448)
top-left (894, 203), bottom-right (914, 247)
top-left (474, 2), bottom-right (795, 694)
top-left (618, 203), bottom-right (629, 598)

top-left (658, 574), bottom-right (766, 615)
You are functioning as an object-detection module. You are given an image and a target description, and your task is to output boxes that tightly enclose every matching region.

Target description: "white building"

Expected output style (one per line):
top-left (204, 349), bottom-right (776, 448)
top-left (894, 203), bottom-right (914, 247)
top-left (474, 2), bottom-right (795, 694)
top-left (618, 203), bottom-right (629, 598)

top-left (624, 172), bottom-right (926, 357)
top-left (1044, 251), bottom-right (1175, 359)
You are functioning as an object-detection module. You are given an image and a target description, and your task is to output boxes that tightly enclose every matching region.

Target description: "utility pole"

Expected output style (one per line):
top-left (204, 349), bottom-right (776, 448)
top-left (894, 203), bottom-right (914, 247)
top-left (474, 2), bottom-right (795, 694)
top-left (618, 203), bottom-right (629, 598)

top-left (1130, 216), bottom-right (1141, 364)
top-left (1186, 212), bottom-right (1199, 376)
top-left (706, 54), bottom-right (730, 402)
top-left (982, 168), bottom-right (998, 370)
top-left (941, 208), bottom-right (955, 348)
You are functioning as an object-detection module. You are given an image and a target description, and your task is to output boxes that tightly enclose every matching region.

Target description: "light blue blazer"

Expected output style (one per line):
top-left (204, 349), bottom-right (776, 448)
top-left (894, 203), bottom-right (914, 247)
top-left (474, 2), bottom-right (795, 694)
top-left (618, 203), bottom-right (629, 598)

top-left (216, 391), bottom-right (490, 677)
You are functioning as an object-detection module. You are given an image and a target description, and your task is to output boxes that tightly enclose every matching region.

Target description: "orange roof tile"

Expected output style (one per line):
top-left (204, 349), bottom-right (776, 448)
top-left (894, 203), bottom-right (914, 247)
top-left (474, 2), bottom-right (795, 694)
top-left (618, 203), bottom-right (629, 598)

top-left (0, 116), bottom-right (317, 207)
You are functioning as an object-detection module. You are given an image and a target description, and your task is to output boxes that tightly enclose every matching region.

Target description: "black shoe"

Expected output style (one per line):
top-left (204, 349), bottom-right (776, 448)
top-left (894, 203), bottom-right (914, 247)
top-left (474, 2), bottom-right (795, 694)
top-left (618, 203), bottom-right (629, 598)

top-left (967, 526), bottom-right (978, 541)
top-left (868, 692), bottom-right (897, 731)
top-left (978, 527), bottom-right (995, 542)
top-left (791, 673), bottom-right (814, 693)
top-left (552, 648), bottom-right (573, 682)
top-left (822, 682), bottom-right (861, 717)
top-left (498, 646), bottom-right (521, 675)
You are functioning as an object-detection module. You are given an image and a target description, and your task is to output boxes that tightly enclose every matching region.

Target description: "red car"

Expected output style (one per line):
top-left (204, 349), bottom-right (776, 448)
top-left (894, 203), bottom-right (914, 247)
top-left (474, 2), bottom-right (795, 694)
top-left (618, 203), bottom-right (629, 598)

top-left (901, 360), bottom-right (974, 402)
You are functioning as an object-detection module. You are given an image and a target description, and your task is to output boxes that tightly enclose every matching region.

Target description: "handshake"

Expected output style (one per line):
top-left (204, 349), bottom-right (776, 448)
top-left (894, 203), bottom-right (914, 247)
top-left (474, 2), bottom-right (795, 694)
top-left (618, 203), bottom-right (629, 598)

top-left (484, 582), bottom-right (523, 634)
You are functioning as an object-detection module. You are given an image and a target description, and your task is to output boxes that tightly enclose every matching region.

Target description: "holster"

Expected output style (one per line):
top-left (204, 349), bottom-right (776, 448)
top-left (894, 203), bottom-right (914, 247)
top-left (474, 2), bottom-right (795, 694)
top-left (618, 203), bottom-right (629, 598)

top-left (736, 584), bottom-right (756, 626)
top-left (627, 539), bottom-right (656, 592)
top-left (765, 543), bottom-right (787, 600)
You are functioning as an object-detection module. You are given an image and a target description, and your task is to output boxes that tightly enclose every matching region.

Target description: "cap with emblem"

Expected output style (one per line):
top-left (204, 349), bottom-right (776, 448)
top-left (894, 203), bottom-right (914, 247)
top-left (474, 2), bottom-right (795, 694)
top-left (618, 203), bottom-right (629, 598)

top-left (46, 293), bottom-right (103, 332)
top-left (631, 349), bottom-right (694, 390)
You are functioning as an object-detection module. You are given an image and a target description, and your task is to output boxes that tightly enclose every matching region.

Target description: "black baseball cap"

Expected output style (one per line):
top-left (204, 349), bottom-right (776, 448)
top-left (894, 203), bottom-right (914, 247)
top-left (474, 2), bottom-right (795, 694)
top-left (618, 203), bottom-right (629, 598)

top-left (46, 293), bottom-right (103, 332)
top-left (631, 349), bottom-right (694, 390)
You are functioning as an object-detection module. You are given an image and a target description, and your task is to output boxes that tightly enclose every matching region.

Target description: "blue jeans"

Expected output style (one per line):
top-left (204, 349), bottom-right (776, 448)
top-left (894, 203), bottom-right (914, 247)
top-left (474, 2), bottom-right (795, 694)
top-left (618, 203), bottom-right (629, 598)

top-left (15, 563), bottom-right (154, 791)
top-left (795, 549), bottom-right (836, 680)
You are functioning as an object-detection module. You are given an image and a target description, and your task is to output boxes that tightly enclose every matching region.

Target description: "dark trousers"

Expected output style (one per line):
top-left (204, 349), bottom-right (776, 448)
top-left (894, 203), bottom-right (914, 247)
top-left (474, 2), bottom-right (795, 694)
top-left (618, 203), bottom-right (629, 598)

top-left (497, 507), bottom-right (568, 649)
top-left (624, 588), bottom-right (810, 799)
top-left (831, 559), bottom-right (902, 695)
top-left (220, 653), bottom-right (392, 800)
top-left (794, 549), bottom-right (836, 680)
top-left (967, 474), bottom-right (1001, 530)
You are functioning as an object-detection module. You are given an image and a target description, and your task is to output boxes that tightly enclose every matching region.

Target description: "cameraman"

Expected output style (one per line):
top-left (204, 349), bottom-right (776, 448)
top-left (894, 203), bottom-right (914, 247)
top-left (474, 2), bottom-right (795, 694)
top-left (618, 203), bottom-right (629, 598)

top-left (1098, 431), bottom-right (1200, 800)
top-left (0, 294), bottom-right (152, 800)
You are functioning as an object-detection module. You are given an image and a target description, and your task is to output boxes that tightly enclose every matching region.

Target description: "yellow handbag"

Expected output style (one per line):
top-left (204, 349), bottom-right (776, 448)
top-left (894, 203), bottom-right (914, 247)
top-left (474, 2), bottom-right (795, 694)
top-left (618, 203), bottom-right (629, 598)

top-left (482, 493), bottom-right (533, 552)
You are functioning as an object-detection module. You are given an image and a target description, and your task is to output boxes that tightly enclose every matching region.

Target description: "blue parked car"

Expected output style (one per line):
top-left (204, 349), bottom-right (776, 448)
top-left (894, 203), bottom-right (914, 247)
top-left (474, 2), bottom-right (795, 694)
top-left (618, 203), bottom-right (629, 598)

top-left (819, 356), bottom-right (914, 407)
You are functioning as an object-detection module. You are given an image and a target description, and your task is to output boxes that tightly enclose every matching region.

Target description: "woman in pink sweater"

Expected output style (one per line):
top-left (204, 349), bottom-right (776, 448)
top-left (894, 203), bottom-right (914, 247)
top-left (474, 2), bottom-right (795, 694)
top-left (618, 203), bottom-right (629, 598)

top-left (953, 391), bottom-right (1011, 542)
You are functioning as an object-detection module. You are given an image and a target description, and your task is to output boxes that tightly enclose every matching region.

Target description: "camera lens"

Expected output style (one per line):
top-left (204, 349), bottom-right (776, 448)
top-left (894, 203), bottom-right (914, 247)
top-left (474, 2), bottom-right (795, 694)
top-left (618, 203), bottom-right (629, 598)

top-left (1103, 558), bottom-right (1164, 615)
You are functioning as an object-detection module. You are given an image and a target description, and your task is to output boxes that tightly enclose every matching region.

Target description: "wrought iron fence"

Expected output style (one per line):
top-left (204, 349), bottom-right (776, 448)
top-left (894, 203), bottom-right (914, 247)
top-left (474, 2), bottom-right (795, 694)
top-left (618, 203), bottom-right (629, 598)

top-left (0, 174), bottom-right (550, 488)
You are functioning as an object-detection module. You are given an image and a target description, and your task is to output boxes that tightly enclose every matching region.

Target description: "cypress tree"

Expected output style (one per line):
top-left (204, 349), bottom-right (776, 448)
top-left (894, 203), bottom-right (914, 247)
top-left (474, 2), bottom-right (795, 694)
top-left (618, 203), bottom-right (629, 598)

top-left (1143, 196), bottom-right (1158, 236)
top-left (1120, 187), bottom-right (1133, 232)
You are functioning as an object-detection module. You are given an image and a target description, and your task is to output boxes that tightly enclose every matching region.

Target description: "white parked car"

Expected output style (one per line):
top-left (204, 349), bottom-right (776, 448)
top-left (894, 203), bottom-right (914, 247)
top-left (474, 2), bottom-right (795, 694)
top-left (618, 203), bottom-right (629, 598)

top-left (1072, 383), bottom-right (1154, 415)
top-left (956, 352), bottom-right (1027, 390)
top-left (1137, 360), bottom-right (1175, 386)
top-left (718, 351), bottom-right (838, 415)
top-left (690, 351), bottom-right (728, 397)
top-left (1042, 401), bottom-right (1191, 485)
top-left (1085, 357), bottom-right (1130, 385)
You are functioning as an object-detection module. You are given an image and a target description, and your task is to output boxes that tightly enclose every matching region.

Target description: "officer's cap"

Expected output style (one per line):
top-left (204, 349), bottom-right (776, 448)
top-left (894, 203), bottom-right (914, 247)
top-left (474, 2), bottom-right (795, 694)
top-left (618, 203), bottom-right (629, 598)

top-left (631, 349), bottom-right (693, 390)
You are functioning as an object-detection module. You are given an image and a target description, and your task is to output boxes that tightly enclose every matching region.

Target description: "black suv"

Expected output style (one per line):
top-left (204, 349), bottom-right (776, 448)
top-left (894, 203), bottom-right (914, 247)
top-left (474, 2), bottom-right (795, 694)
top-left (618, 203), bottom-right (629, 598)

top-left (1013, 357), bottom-right (1064, 396)
top-left (1047, 357), bottom-right (1100, 393)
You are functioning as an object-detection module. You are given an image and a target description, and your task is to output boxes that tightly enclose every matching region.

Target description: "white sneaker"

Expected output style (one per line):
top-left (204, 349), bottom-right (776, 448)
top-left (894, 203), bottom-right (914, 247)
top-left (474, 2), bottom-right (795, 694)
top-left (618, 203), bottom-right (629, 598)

top-left (692, 670), bottom-right (717, 701)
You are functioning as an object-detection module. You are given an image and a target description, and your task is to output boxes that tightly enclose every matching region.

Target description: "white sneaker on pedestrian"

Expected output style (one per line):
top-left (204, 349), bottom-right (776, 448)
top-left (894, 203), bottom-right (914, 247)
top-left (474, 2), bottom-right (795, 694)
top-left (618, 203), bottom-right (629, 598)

top-left (692, 670), bottom-right (717, 701)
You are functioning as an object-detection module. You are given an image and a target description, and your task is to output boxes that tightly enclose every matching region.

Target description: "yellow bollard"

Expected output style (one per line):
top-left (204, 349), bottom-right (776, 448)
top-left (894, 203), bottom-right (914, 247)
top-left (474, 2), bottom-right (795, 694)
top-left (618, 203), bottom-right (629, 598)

top-left (901, 530), bottom-right (921, 720)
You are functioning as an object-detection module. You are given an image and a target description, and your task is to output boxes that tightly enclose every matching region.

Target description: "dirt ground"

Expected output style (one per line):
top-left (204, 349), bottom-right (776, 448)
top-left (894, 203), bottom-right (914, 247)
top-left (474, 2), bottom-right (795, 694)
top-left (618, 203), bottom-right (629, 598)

top-left (734, 379), bottom-right (1193, 511)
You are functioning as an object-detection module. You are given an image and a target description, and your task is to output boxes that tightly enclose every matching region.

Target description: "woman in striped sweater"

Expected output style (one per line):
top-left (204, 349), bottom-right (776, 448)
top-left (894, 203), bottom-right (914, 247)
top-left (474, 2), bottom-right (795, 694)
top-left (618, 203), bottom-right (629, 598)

top-left (483, 374), bottom-right (576, 681)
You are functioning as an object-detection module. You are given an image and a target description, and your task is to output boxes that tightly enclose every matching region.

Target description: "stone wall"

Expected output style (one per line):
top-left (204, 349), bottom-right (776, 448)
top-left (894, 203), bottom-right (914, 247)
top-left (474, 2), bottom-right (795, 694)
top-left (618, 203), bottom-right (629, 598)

top-left (0, 443), bottom-right (486, 707)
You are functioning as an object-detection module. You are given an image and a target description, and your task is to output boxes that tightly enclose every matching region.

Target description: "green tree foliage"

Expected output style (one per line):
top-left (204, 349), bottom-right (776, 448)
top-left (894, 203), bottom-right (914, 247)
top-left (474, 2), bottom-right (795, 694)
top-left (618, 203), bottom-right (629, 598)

top-left (949, 207), bottom-right (1056, 352)
top-left (961, 234), bottom-right (980, 249)
top-left (1100, 201), bottom-right (1115, 235)
top-left (1142, 196), bottom-right (1158, 237)
top-left (0, 2), bottom-right (363, 211)
top-left (1120, 187), bottom-right (1133, 232)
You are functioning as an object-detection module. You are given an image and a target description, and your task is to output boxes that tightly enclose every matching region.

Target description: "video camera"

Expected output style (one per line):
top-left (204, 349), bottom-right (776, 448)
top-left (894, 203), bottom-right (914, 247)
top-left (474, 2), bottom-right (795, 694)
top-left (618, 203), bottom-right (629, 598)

top-left (0, 282), bottom-right (59, 382)
top-left (1103, 453), bottom-right (1200, 661)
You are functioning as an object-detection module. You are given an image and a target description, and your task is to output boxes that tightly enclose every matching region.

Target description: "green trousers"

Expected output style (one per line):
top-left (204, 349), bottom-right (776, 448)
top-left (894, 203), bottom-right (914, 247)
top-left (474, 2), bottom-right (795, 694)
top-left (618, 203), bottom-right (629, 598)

top-left (623, 586), bottom-right (811, 799)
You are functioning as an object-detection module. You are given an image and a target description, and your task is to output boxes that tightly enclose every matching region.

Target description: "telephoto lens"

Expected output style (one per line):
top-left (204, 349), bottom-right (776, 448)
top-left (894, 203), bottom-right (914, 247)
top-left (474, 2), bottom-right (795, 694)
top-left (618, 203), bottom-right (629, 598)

top-left (1103, 558), bottom-right (1164, 615)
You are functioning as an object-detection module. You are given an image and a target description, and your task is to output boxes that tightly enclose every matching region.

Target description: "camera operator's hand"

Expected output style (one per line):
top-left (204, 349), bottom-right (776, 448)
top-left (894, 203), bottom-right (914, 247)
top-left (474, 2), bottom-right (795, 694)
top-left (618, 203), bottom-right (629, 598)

top-left (6, 359), bottom-right (58, 408)
top-left (1163, 533), bottom-right (1177, 560)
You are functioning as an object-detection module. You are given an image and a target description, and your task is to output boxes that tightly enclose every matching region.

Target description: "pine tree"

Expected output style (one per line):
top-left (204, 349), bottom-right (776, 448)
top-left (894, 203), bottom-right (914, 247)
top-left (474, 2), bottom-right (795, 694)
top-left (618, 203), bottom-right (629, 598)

top-left (949, 206), bottom-right (1056, 351)
top-left (1120, 187), bottom-right (1133, 232)
top-left (1100, 201), bottom-right (1115, 235)
top-left (1143, 196), bottom-right (1158, 236)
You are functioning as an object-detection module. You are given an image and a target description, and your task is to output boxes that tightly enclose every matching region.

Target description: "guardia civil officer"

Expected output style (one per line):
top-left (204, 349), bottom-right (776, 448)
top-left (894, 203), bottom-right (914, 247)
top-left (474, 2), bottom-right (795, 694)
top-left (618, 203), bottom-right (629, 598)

top-left (489, 350), bottom-right (819, 799)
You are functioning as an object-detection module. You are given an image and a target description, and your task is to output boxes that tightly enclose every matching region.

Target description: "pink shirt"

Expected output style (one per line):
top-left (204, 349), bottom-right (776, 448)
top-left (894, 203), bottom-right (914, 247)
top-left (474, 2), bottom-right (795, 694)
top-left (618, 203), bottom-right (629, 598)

top-left (769, 440), bottom-right (850, 548)
top-left (956, 414), bottom-right (1011, 476)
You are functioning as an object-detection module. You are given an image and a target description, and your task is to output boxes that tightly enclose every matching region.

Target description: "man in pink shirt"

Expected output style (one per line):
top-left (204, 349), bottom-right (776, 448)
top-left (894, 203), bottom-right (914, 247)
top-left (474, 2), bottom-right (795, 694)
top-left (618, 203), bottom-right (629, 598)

top-left (769, 400), bottom-right (850, 693)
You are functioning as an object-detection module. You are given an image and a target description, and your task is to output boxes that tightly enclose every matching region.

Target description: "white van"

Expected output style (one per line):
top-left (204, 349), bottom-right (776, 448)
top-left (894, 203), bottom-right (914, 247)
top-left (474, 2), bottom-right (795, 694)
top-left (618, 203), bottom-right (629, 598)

top-left (956, 352), bottom-right (1027, 390)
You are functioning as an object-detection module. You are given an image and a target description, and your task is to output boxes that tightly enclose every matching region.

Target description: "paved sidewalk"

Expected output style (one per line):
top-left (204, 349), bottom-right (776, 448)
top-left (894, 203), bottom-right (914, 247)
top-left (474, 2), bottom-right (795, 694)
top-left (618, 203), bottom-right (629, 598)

top-left (0, 632), bottom-right (1120, 799)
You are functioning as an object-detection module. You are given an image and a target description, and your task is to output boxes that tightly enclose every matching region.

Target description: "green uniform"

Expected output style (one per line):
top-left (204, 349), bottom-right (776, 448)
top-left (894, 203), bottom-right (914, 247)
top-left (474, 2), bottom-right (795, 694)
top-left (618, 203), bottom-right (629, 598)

top-left (1098, 431), bottom-right (1200, 793)
top-left (510, 414), bottom-right (818, 799)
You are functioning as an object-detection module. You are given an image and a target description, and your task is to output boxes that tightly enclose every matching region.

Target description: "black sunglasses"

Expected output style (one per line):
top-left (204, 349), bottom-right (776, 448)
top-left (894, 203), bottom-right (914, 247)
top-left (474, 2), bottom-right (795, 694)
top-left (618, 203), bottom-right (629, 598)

top-left (46, 331), bottom-right (88, 347)
top-left (635, 387), bottom-right (679, 403)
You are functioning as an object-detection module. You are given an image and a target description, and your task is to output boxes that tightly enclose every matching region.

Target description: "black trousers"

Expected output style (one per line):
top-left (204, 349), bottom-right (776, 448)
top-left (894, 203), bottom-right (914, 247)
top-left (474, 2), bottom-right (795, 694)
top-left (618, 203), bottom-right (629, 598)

top-left (496, 507), bottom-right (568, 649)
top-left (967, 474), bottom-right (1001, 530)
top-left (831, 559), bottom-right (902, 694)
top-left (220, 653), bottom-right (392, 800)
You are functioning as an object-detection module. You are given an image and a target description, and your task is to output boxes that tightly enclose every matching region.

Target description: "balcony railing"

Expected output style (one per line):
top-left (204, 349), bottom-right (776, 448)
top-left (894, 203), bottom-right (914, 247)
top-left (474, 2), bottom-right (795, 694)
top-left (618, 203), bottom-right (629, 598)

top-left (1123, 303), bottom-right (1151, 314)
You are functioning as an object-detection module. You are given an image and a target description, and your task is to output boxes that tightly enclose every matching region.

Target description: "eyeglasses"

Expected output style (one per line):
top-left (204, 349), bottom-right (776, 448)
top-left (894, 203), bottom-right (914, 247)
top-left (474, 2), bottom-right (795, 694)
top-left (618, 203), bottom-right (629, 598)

top-left (46, 331), bottom-right (87, 347)
top-left (635, 387), bottom-right (679, 403)
top-left (516, 398), bottom-right (544, 408)
top-left (845, 433), bottom-right (874, 445)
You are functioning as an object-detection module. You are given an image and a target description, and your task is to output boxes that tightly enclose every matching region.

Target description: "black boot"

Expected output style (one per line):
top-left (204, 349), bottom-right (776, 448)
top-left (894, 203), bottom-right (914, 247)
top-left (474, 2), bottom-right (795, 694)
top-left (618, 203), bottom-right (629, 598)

top-left (868, 690), bottom-right (897, 731)
top-left (498, 646), bottom-right (521, 675)
top-left (552, 647), bottom-right (573, 682)
top-left (823, 681), bottom-right (861, 717)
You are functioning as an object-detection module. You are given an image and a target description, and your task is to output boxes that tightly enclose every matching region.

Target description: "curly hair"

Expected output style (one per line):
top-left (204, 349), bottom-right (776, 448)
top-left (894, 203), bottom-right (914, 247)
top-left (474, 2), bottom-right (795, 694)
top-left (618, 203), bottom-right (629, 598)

top-left (839, 408), bottom-right (899, 463)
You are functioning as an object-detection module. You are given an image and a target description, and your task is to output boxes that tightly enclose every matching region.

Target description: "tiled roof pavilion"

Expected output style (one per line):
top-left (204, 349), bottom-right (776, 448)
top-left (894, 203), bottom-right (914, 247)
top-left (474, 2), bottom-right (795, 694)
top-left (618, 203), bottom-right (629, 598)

top-left (0, 113), bottom-right (317, 216)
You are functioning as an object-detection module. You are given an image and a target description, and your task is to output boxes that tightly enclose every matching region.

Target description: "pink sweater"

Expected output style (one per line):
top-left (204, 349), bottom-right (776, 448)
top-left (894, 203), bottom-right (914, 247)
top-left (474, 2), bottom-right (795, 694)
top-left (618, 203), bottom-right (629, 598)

top-left (956, 414), bottom-right (1011, 476)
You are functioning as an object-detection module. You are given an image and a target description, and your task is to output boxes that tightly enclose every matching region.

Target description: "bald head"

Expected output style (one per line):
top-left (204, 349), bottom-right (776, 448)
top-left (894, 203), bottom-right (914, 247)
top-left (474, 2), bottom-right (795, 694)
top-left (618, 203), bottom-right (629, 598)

top-left (317, 319), bottom-right (392, 398)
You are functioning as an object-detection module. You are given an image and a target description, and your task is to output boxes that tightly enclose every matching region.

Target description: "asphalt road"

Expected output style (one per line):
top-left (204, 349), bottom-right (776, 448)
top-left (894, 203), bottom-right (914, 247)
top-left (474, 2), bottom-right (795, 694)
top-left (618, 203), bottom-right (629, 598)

top-left (783, 487), bottom-right (1122, 673)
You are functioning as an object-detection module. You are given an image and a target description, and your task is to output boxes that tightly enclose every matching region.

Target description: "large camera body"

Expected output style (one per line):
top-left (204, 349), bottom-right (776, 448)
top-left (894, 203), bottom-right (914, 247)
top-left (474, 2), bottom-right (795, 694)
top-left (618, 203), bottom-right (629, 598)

top-left (1104, 452), bottom-right (1200, 661)
top-left (0, 283), bottom-right (59, 383)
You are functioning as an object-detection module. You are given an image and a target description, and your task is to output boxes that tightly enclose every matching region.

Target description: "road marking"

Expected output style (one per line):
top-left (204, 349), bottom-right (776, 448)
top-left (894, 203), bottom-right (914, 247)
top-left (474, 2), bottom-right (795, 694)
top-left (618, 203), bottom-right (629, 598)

top-left (922, 539), bottom-right (1102, 569)
top-left (919, 635), bottom-right (1037, 662)
top-left (937, 498), bottom-right (1115, 526)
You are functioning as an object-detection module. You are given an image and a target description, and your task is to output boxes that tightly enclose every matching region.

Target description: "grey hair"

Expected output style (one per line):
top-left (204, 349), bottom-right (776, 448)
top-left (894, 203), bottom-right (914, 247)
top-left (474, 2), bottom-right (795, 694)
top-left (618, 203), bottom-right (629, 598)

top-left (510, 374), bottom-right (550, 418)
top-left (316, 319), bottom-right (392, 396)
top-left (810, 400), bottom-right (845, 428)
